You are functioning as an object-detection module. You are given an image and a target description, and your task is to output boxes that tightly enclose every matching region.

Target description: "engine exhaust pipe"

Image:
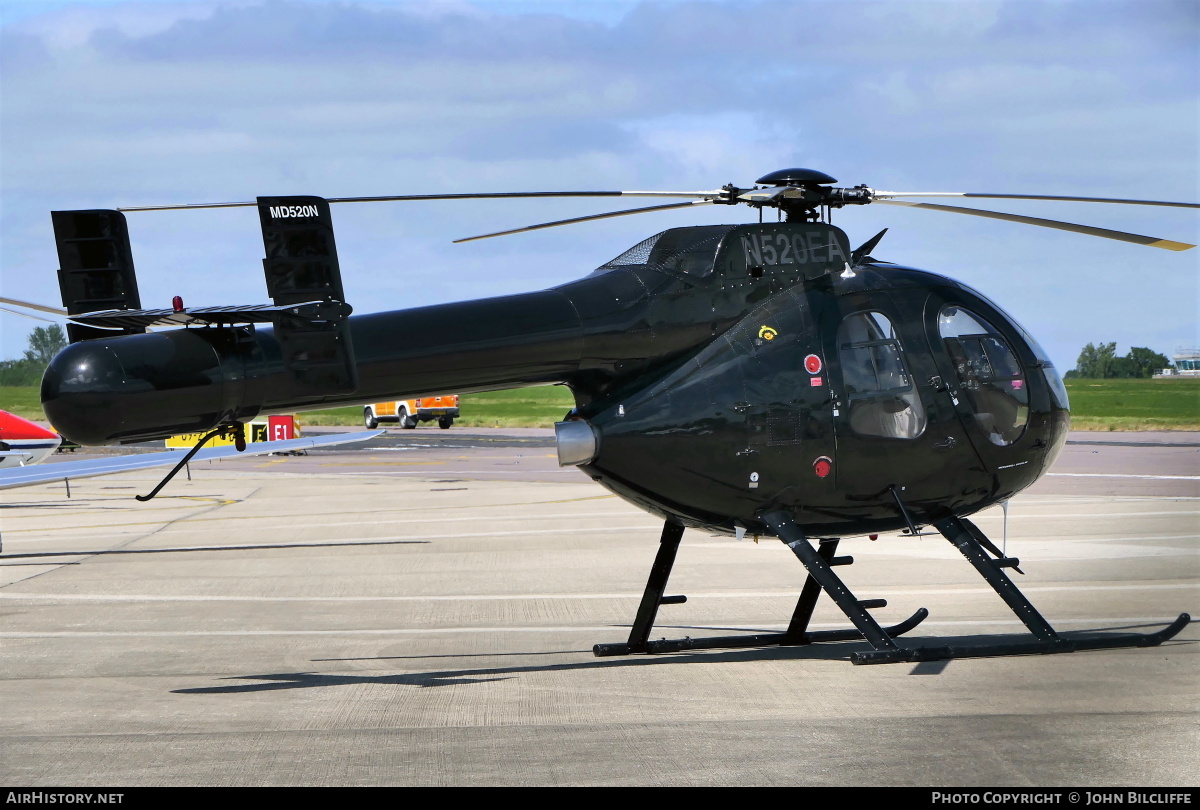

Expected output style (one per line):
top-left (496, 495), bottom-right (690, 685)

top-left (554, 419), bottom-right (598, 466)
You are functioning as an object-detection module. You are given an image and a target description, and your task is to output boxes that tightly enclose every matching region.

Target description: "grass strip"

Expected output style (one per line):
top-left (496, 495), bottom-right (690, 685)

top-left (5, 378), bottom-right (1196, 430)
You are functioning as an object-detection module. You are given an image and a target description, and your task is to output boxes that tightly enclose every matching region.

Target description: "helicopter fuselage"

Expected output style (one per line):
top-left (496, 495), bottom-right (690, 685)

top-left (41, 221), bottom-right (1069, 538)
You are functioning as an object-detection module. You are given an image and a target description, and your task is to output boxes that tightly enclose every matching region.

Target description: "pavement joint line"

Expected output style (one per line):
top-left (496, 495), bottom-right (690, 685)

top-left (3, 538), bottom-right (1195, 561)
top-left (1047, 473), bottom-right (1200, 481)
top-left (0, 507), bottom-right (642, 536)
top-left (1, 582), bottom-right (1194, 602)
top-left (5, 510), bottom-right (1197, 539)
top-left (319, 460), bottom-right (451, 466)
top-left (0, 496), bottom-right (619, 535)
top-left (1005, 533), bottom-right (1200, 541)
top-left (973, 511), bottom-right (1200, 519)
top-left (4, 531), bottom-right (1196, 551)
top-left (330, 470), bottom-right (582, 476)
top-left (1008, 496), bottom-right (1200, 504)
top-left (0, 525), bottom-right (665, 552)
top-left (0, 616), bottom-right (1191, 638)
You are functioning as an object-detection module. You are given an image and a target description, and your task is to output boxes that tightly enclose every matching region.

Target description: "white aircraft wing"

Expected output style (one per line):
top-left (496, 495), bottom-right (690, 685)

top-left (0, 430), bottom-right (382, 491)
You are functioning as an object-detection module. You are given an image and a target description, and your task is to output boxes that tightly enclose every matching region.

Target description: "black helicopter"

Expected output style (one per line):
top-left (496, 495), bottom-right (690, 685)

top-left (37, 168), bottom-right (1196, 664)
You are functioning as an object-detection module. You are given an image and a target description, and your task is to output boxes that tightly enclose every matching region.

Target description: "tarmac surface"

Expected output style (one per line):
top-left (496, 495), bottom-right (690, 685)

top-left (1, 428), bottom-right (1196, 786)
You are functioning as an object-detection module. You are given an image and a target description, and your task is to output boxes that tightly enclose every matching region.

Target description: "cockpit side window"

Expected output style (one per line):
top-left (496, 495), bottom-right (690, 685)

top-left (591, 225), bottom-right (736, 279)
top-left (938, 306), bottom-right (1029, 446)
top-left (837, 311), bottom-right (926, 439)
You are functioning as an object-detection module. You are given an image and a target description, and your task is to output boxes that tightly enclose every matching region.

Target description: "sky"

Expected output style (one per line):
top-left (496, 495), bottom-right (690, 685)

top-left (1, 0), bottom-right (1196, 373)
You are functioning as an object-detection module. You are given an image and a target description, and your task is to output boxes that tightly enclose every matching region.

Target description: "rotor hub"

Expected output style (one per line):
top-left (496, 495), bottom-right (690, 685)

top-left (755, 168), bottom-right (837, 187)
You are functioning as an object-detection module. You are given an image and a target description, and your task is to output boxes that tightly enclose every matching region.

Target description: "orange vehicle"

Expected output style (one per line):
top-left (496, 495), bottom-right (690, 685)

top-left (364, 396), bottom-right (459, 430)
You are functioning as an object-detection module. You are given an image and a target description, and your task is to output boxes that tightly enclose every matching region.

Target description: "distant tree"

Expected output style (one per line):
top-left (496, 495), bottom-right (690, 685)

top-left (1126, 346), bottom-right (1170, 378)
top-left (0, 325), bottom-right (68, 387)
top-left (22, 325), bottom-right (66, 366)
top-left (1071, 342), bottom-right (1171, 379)
top-left (1074, 342), bottom-right (1117, 378)
top-left (0, 358), bottom-right (39, 387)
top-left (1108, 356), bottom-right (1136, 379)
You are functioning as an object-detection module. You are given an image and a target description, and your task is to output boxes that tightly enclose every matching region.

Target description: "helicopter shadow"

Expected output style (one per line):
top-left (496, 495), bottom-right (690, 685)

top-left (170, 622), bottom-right (1194, 694)
top-left (172, 643), bottom-right (860, 694)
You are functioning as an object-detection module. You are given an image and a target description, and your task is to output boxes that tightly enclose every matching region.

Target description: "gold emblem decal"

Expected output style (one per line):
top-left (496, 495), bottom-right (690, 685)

top-left (758, 325), bottom-right (778, 341)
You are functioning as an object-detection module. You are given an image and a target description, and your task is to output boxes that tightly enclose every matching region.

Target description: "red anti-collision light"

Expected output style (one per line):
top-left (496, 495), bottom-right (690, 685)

top-left (813, 456), bottom-right (832, 478)
top-left (172, 296), bottom-right (184, 313)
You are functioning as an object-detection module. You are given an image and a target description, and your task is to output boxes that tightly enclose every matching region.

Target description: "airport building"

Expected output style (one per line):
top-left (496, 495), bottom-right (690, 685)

top-left (1155, 349), bottom-right (1200, 377)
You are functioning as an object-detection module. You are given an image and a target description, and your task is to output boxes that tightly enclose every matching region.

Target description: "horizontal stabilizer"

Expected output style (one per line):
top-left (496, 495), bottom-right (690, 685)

top-left (70, 301), bottom-right (352, 330)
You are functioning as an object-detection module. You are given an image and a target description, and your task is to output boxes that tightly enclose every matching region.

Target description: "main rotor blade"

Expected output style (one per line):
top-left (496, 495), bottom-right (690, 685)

top-left (0, 296), bottom-right (68, 316)
top-left (453, 200), bottom-right (716, 243)
top-left (873, 191), bottom-right (1200, 209)
top-left (118, 190), bottom-right (726, 213)
top-left (0, 307), bottom-right (57, 323)
top-left (873, 199), bottom-right (1195, 250)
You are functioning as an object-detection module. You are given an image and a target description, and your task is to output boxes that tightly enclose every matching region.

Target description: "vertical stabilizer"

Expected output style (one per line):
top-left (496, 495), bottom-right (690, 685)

top-left (52, 209), bottom-right (144, 343)
top-left (256, 196), bottom-right (358, 397)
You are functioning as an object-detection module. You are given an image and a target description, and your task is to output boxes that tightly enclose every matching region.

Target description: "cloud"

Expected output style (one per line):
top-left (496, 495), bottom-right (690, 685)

top-left (8, 1), bottom-right (231, 50)
top-left (1, 0), bottom-right (1195, 367)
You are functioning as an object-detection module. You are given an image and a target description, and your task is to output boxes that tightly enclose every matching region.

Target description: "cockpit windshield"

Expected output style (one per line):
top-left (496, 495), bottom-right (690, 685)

top-left (591, 225), bottom-right (737, 278)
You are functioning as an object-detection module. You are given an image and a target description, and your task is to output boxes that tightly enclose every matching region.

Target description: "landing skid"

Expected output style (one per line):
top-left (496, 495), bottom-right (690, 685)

top-left (593, 520), bottom-right (928, 658)
top-left (594, 513), bottom-right (1190, 664)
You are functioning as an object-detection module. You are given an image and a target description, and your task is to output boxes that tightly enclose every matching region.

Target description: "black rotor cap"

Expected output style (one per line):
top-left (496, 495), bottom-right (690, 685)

top-left (755, 168), bottom-right (837, 187)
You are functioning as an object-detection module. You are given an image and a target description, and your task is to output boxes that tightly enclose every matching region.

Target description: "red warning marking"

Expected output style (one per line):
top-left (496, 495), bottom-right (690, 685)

top-left (809, 376), bottom-right (823, 387)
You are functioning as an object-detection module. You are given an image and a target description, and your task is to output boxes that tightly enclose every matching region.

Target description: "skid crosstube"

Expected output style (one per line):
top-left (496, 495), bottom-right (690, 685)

top-left (594, 512), bottom-right (1190, 664)
top-left (592, 519), bottom-right (928, 658)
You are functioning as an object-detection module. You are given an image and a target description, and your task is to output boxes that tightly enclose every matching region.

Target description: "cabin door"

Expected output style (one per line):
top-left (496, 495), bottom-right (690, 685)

top-left (922, 292), bottom-right (1034, 474)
